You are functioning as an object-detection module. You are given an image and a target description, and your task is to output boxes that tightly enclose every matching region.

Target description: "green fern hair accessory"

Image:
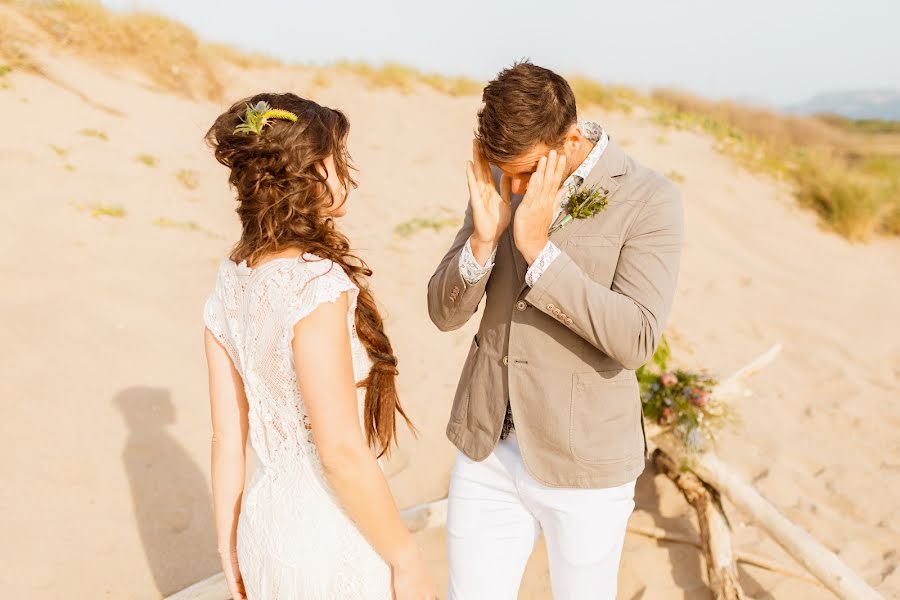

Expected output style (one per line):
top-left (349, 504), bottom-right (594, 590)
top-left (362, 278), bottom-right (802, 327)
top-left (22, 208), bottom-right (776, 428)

top-left (233, 100), bottom-right (298, 135)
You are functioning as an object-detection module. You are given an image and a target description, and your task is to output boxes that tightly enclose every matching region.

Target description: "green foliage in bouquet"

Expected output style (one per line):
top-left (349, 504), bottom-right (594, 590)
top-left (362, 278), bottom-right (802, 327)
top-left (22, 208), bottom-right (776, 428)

top-left (637, 335), bottom-right (733, 452)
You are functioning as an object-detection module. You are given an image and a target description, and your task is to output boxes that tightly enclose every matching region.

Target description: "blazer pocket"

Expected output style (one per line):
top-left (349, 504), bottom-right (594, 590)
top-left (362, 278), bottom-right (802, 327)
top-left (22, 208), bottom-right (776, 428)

top-left (564, 236), bottom-right (622, 285)
top-left (449, 335), bottom-right (479, 423)
top-left (569, 370), bottom-right (641, 464)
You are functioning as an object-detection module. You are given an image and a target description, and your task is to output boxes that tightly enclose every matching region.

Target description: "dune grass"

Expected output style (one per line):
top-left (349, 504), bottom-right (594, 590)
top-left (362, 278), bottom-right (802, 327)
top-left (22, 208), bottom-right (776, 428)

top-left (650, 89), bottom-right (900, 239)
top-left (0, 9), bottom-right (43, 74)
top-left (153, 217), bottom-right (218, 238)
top-left (6, 0), bottom-right (226, 99)
top-left (819, 115), bottom-right (900, 136)
top-left (175, 169), bottom-right (199, 190)
top-left (135, 153), bottom-right (157, 167)
top-left (568, 76), bottom-right (641, 114)
top-left (335, 61), bottom-right (482, 97)
top-left (79, 127), bottom-right (108, 141)
top-left (70, 200), bottom-right (125, 218)
top-left (394, 216), bottom-right (462, 238)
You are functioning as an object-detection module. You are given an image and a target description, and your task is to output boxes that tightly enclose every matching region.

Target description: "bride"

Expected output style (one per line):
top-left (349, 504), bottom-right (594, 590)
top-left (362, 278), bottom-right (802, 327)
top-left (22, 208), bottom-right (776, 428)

top-left (201, 93), bottom-right (436, 599)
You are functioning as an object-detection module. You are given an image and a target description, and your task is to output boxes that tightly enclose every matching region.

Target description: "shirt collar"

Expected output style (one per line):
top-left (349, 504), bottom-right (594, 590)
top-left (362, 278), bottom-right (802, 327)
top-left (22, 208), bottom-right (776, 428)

top-left (560, 120), bottom-right (609, 207)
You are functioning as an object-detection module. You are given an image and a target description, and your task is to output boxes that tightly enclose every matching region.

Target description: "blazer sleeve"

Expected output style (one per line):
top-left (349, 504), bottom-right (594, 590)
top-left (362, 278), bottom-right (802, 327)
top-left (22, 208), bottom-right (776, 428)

top-left (524, 182), bottom-right (685, 369)
top-left (427, 201), bottom-right (491, 331)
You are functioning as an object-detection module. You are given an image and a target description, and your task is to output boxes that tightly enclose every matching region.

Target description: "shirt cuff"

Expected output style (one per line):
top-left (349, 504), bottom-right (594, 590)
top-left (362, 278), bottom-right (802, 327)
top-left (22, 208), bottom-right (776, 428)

top-left (525, 241), bottom-right (561, 287)
top-left (458, 237), bottom-right (496, 285)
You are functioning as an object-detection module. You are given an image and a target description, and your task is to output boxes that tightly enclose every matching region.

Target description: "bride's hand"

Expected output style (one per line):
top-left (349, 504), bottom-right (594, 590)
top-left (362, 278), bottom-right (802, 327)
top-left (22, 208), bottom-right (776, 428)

top-left (218, 548), bottom-right (247, 600)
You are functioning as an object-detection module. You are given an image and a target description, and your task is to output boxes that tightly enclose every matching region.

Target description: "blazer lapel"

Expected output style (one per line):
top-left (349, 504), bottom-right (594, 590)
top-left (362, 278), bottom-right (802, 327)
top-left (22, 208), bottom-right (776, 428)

top-left (579, 137), bottom-right (628, 199)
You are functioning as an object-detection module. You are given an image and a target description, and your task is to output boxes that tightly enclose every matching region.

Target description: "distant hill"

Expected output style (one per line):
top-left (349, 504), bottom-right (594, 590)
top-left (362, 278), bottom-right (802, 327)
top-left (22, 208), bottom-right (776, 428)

top-left (787, 89), bottom-right (900, 120)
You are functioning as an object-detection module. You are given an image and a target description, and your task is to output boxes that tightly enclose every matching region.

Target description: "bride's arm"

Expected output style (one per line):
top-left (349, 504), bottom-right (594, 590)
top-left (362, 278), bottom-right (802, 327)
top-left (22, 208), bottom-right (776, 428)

top-left (292, 292), bottom-right (425, 574)
top-left (204, 328), bottom-right (249, 599)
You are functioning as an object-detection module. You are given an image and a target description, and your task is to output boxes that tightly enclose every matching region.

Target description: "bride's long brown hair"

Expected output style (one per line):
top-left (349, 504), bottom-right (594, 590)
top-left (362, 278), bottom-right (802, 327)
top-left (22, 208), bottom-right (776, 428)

top-left (206, 92), bottom-right (414, 457)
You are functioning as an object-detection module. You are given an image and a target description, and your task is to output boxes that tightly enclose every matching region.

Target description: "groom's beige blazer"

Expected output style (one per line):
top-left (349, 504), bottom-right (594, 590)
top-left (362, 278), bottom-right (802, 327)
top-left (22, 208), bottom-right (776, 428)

top-left (427, 137), bottom-right (684, 488)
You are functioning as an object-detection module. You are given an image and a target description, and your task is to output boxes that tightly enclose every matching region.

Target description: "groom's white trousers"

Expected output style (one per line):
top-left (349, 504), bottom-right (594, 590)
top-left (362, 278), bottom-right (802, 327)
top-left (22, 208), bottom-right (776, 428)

top-left (447, 430), bottom-right (636, 600)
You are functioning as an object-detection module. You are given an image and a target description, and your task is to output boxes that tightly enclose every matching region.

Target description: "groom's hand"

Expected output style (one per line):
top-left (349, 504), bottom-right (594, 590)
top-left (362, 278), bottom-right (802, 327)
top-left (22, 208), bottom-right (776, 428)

top-left (466, 140), bottom-right (511, 265)
top-left (514, 150), bottom-right (567, 264)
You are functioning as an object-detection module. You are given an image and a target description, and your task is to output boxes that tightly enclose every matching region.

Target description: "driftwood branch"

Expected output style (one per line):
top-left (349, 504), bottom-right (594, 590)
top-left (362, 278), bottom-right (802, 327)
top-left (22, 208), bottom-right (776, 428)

top-left (626, 524), bottom-right (824, 587)
top-left (653, 449), bottom-right (745, 600)
top-left (654, 434), bottom-right (882, 600)
top-left (646, 342), bottom-right (881, 600)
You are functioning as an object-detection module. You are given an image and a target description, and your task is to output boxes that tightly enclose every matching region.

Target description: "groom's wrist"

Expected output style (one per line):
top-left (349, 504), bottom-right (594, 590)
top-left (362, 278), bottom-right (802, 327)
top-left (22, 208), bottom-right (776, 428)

top-left (469, 236), bottom-right (498, 267)
top-left (519, 238), bottom-right (548, 265)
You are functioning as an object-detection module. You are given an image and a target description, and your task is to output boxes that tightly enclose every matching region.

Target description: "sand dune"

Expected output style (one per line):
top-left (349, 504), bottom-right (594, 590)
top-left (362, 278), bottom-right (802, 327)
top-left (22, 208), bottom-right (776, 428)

top-left (1, 26), bottom-right (898, 600)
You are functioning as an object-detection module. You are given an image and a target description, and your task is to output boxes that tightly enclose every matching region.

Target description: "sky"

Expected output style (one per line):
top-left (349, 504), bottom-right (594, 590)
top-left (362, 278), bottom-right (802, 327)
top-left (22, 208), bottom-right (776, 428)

top-left (101, 0), bottom-right (900, 106)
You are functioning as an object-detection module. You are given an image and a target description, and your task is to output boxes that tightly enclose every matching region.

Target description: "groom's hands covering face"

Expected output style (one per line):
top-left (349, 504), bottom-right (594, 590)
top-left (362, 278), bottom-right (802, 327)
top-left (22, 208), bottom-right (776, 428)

top-left (466, 140), bottom-right (511, 264)
top-left (513, 150), bottom-right (567, 265)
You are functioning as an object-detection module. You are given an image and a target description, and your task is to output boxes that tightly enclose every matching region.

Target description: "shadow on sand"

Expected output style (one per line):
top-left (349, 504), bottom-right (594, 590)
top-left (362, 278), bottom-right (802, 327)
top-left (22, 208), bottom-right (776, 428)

top-left (114, 386), bottom-right (220, 596)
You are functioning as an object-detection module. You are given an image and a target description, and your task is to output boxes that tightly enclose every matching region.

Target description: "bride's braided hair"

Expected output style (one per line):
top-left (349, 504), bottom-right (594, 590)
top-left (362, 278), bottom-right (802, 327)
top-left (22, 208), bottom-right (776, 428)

top-left (205, 92), bottom-right (414, 457)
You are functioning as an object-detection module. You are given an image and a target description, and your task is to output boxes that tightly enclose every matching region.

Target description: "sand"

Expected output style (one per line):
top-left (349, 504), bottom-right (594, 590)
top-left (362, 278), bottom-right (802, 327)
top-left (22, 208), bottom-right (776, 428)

top-left (1, 30), bottom-right (898, 600)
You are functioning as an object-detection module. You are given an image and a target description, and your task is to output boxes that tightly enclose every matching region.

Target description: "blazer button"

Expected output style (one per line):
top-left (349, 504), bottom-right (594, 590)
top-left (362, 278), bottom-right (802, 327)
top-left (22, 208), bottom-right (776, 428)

top-left (547, 303), bottom-right (556, 311)
top-left (565, 317), bottom-right (574, 325)
top-left (515, 300), bottom-right (527, 311)
top-left (553, 308), bottom-right (562, 317)
top-left (502, 355), bottom-right (509, 366)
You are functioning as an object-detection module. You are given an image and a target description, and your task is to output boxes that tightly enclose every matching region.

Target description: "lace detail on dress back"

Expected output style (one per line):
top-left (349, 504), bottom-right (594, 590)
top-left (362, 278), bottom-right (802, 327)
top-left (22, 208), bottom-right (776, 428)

top-left (203, 253), bottom-right (371, 469)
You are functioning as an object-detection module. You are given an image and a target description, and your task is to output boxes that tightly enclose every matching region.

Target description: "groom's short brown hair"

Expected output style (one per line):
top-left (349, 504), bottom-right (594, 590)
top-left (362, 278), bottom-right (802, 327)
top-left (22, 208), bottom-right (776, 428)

top-left (475, 60), bottom-right (577, 163)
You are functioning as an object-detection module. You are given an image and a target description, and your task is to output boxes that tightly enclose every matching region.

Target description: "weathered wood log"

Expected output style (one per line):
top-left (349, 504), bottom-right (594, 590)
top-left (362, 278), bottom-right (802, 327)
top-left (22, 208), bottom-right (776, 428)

top-left (654, 434), bottom-right (883, 600)
top-left (644, 342), bottom-right (881, 600)
top-left (625, 524), bottom-right (823, 587)
top-left (653, 449), bottom-right (745, 600)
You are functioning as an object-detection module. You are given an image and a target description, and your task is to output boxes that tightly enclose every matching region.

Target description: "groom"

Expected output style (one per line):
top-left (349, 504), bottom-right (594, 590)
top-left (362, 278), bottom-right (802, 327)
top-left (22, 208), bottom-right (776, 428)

top-left (427, 60), bottom-right (684, 599)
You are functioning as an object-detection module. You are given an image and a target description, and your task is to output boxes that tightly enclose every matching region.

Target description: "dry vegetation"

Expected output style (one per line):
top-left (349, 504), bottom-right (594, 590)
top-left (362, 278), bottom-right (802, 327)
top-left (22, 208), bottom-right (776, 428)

top-left (2, 0), bottom-right (898, 240)
top-left (334, 61), bottom-right (482, 97)
top-left (153, 217), bottom-right (218, 238)
top-left (0, 0), bottom-right (274, 100)
top-left (176, 169), bottom-right (200, 190)
top-left (650, 89), bottom-right (900, 238)
top-left (70, 200), bottom-right (126, 218)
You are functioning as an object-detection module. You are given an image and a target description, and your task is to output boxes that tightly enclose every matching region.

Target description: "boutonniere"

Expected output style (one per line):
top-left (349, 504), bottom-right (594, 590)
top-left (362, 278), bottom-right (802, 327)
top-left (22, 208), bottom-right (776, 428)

top-left (548, 184), bottom-right (608, 235)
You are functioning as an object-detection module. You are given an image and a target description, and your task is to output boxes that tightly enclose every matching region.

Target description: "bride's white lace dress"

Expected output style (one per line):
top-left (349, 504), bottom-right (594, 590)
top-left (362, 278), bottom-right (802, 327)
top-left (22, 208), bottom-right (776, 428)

top-left (203, 253), bottom-right (391, 599)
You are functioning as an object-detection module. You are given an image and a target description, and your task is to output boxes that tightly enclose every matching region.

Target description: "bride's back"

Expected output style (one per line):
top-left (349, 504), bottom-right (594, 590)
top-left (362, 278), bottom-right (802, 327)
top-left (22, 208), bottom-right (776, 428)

top-left (202, 253), bottom-right (368, 468)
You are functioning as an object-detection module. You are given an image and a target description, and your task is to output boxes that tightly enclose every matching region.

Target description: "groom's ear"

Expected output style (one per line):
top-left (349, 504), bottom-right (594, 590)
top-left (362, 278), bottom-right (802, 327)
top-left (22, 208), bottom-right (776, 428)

top-left (568, 122), bottom-right (584, 143)
top-left (562, 123), bottom-right (583, 154)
